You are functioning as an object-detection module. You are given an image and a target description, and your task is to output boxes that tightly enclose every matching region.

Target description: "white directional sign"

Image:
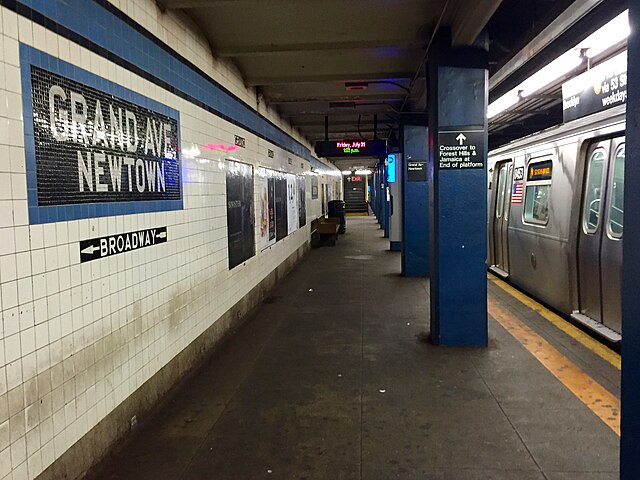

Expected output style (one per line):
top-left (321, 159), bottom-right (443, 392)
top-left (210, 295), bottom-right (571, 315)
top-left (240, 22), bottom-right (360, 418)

top-left (438, 128), bottom-right (485, 170)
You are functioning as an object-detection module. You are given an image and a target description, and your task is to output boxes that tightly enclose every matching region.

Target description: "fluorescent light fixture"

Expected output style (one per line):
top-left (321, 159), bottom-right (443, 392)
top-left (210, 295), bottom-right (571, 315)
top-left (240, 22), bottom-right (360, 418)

top-left (342, 170), bottom-right (352, 175)
top-left (487, 10), bottom-right (628, 121)
top-left (355, 169), bottom-right (372, 175)
top-left (519, 52), bottom-right (583, 97)
top-left (578, 10), bottom-right (630, 59)
top-left (488, 91), bottom-right (520, 119)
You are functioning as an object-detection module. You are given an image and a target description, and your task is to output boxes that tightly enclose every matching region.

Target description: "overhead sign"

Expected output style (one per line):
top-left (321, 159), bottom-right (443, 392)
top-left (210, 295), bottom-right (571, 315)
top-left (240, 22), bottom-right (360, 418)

top-left (562, 51), bottom-right (627, 123)
top-left (80, 227), bottom-right (167, 263)
top-left (438, 128), bottom-right (485, 170)
top-left (314, 140), bottom-right (387, 158)
top-left (29, 65), bottom-right (181, 209)
top-left (346, 175), bottom-right (363, 183)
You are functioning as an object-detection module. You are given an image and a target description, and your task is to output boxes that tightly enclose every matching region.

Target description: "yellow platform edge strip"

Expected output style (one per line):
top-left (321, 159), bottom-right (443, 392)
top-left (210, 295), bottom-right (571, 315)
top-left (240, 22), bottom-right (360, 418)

top-left (488, 274), bottom-right (621, 370)
top-left (488, 298), bottom-right (621, 436)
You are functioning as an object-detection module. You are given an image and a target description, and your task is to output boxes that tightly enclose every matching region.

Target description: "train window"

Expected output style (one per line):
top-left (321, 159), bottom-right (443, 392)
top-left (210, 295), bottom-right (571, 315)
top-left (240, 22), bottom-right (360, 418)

top-left (496, 165), bottom-right (508, 218)
top-left (608, 144), bottom-right (625, 238)
top-left (582, 148), bottom-right (606, 234)
top-left (523, 158), bottom-right (552, 225)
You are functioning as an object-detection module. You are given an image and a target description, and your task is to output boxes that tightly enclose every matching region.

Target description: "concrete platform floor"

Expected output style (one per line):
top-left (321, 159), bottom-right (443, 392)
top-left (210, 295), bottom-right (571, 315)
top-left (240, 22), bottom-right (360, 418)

top-left (93, 216), bottom-right (620, 480)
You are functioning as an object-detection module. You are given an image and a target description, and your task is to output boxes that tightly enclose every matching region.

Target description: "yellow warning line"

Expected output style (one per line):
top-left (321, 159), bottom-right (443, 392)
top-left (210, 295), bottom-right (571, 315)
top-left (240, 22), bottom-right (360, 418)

top-left (488, 297), bottom-right (620, 436)
top-left (488, 274), bottom-right (621, 370)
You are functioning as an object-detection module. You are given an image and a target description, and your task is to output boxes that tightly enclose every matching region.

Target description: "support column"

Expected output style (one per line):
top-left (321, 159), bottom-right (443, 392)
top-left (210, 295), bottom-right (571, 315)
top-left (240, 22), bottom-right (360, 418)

top-left (621, 4), bottom-right (640, 477)
top-left (428, 30), bottom-right (488, 346)
top-left (401, 121), bottom-right (429, 276)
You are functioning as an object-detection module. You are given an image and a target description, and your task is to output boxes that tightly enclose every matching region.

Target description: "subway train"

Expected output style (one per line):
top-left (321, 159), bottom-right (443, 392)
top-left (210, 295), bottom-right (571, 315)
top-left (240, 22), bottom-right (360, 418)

top-left (487, 104), bottom-right (625, 343)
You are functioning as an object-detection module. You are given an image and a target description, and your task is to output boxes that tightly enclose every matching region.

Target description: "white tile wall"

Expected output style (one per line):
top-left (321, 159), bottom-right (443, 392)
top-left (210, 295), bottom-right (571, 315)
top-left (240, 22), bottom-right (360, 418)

top-left (0, 1), bottom-right (341, 479)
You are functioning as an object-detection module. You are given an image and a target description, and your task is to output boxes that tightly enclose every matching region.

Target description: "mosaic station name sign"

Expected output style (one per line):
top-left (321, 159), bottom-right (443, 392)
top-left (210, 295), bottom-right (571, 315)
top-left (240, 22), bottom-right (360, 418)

top-left (31, 65), bottom-right (181, 207)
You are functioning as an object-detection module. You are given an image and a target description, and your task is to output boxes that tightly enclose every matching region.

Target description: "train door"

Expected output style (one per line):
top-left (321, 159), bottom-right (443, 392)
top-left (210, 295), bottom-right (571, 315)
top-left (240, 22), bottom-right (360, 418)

top-left (576, 137), bottom-right (624, 337)
top-left (601, 139), bottom-right (624, 333)
top-left (489, 160), bottom-right (513, 276)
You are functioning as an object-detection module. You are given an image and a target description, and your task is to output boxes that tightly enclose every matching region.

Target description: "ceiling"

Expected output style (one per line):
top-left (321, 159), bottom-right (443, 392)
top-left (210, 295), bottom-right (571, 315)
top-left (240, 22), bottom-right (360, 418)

top-left (159, 0), bottom-right (502, 151)
top-left (158, 0), bottom-right (621, 156)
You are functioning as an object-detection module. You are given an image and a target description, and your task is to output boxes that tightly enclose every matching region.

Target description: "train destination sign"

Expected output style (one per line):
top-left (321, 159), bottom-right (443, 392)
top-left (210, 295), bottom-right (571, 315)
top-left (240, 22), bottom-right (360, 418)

top-left (314, 140), bottom-right (387, 158)
top-left (79, 226), bottom-right (167, 263)
top-left (562, 51), bottom-right (627, 123)
top-left (527, 160), bottom-right (553, 181)
top-left (438, 129), bottom-right (485, 170)
top-left (29, 65), bottom-right (181, 208)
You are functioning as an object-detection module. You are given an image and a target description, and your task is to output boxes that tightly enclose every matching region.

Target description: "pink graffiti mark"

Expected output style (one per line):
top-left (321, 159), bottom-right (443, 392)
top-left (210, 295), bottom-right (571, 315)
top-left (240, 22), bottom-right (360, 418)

top-left (202, 143), bottom-right (239, 153)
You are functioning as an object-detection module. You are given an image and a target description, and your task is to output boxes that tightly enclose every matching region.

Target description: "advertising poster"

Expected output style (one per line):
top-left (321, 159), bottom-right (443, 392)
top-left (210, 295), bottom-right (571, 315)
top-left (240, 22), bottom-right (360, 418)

top-left (311, 176), bottom-right (319, 199)
top-left (268, 177), bottom-right (276, 242)
top-left (297, 175), bottom-right (307, 228)
top-left (226, 160), bottom-right (255, 269)
top-left (256, 168), bottom-right (276, 251)
top-left (287, 174), bottom-right (297, 235)
top-left (275, 175), bottom-right (288, 241)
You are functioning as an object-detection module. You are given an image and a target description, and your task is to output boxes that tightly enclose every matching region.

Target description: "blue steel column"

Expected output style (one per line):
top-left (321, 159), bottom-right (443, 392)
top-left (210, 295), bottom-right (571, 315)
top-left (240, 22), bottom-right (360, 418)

top-left (428, 30), bottom-right (488, 346)
top-left (371, 170), bottom-right (378, 217)
top-left (401, 123), bottom-right (429, 277)
top-left (376, 169), bottom-right (381, 219)
top-left (621, 4), bottom-right (640, 477)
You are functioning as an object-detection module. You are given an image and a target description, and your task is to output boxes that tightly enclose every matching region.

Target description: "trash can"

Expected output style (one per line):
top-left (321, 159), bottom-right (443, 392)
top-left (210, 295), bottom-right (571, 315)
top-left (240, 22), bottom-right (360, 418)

top-left (328, 200), bottom-right (346, 234)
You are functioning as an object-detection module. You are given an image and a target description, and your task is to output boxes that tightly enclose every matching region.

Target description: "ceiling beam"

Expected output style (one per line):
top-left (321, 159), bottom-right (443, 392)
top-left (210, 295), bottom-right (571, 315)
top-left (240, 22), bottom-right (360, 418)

top-left (216, 40), bottom-right (424, 57)
top-left (449, 0), bottom-right (503, 45)
top-left (162, 0), bottom-right (332, 7)
top-left (292, 118), bottom-right (388, 127)
top-left (265, 94), bottom-right (405, 104)
top-left (247, 72), bottom-right (415, 86)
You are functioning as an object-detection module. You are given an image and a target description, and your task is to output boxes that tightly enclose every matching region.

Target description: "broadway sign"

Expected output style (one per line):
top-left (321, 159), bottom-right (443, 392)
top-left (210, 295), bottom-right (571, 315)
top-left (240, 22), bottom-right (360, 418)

top-left (79, 227), bottom-right (167, 263)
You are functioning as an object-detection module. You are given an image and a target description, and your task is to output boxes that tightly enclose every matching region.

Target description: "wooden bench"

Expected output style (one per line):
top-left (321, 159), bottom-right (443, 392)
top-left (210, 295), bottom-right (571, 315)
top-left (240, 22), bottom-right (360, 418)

top-left (317, 220), bottom-right (339, 246)
top-left (310, 216), bottom-right (341, 247)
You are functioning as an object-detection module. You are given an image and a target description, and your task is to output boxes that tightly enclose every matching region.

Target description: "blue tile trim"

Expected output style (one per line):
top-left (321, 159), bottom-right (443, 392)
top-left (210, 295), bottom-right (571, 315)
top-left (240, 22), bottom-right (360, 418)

top-left (3, 0), bottom-right (324, 165)
top-left (20, 44), bottom-right (184, 224)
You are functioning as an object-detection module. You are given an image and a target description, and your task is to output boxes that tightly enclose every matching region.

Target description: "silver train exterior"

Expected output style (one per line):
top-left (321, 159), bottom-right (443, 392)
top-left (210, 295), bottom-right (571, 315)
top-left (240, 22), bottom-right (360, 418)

top-left (487, 105), bottom-right (625, 342)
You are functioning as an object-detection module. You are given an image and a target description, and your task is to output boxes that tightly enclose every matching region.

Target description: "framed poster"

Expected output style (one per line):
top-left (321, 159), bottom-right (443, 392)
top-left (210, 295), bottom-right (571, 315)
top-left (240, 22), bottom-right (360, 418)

top-left (286, 174), bottom-right (297, 235)
top-left (257, 167), bottom-right (276, 250)
top-left (297, 175), bottom-right (306, 228)
top-left (226, 160), bottom-right (255, 269)
top-left (275, 174), bottom-right (288, 241)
